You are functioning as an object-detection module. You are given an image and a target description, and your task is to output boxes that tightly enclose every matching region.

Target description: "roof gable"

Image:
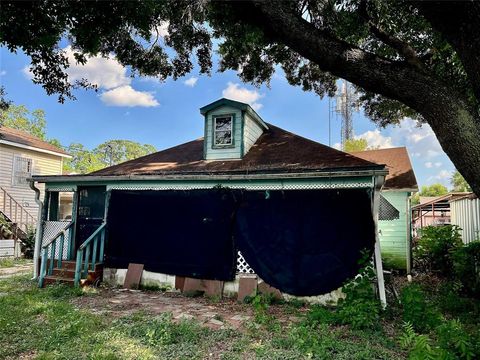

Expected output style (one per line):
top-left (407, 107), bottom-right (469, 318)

top-left (90, 124), bottom-right (384, 176)
top-left (0, 126), bottom-right (70, 157)
top-left (351, 147), bottom-right (418, 191)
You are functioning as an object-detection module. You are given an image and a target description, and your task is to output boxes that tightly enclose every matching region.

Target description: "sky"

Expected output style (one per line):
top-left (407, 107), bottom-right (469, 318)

top-left (0, 45), bottom-right (455, 189)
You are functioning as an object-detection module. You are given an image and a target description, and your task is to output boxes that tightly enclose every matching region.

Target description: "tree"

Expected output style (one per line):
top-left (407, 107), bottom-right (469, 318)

top-left (64, 140), bottom-right (157, 174)
top-left (451, 170), bottom-right (472, 192)
top-left (411, 183), bottom-right (449, 205)
top-left (94, 140), bottom-right (156, 168)
top-left (344, 138), bottom-right (372, 152)
top-left (0, 104), bottom-right (47, 139)
top-left (1, 1), bottom-right (480, 195)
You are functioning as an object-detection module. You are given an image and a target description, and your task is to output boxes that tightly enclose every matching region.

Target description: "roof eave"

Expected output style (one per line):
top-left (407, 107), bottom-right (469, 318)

top-left (31, 168), bottom-right (387, 184)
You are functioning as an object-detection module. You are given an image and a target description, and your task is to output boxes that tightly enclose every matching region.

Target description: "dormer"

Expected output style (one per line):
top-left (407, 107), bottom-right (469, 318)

top-left (200, 98), bottom-right (269, 160)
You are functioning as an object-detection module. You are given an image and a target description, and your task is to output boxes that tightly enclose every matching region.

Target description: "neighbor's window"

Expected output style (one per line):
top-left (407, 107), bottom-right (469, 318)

top-left (12, 156), bottom-right (33, 186)
top-left (213, 115), bottom-right (233, 146)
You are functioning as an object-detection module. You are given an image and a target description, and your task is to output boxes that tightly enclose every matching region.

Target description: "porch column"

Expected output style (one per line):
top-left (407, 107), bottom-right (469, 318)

top-left (30, 181), bottom-right (48, 279)
top-left (372, 175), bottom-right (387, 308)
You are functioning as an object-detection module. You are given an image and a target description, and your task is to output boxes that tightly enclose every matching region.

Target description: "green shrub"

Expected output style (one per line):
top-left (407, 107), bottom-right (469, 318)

top-left (400, 283), bottom-right (441, 333)
top-left (336, 257), bottom-right (381, 330)
top-left (436, 319), bottom-right (478, 359)
top-left (399, 322), bottom-right (437, 360)
top-left (305, 305), bottom-right (336, 326)
top-left (414, 225), bottom-right (463, 276)
top-left (21, 226), bottom-right (36, 258)
top-left (452, 241), bottom-right (480, 297)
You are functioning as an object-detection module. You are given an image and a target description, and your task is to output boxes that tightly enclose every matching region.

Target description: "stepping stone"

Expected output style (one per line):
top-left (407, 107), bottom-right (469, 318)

top-left (209, 318), bottom-right (224, 326)
top-left (175, 313), bottom-right (194, 320)
top-left (231, 314), bottom-right (250, 321)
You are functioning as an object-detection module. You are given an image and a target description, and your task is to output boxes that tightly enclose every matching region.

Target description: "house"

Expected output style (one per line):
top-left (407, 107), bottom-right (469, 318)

top-left (411, 193), bottom-right (469, 238)
top-left (0, 126), bottom-right (71, 257)
top-left (449, 193), bottom-right (480, 244)
top-left (352, 148), bottom-right (418, 272)
top-left (31, 98), bottom-right (390, 302)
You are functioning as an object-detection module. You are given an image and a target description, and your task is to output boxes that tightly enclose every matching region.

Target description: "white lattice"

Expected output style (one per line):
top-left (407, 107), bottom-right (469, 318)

top-left (237, 252), bottom-right (255, 274)
top-left (41, 221), bottom-right (72, 260)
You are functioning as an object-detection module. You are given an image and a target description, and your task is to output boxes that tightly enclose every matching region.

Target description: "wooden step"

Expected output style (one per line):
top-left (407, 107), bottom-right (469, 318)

top-left (43, 276), bottom-right (75, 286)
top-left (51, 268), bottom-right (76, 279)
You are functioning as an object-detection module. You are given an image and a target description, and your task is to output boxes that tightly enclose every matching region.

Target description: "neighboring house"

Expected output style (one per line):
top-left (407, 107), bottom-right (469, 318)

top-left (411, 193), bottom-right (469, 237)
top-left (33, 98), bottom-right (390, 302)
top-left (352, 148), bottom-right (418, 272)
top-left (0, 126), bottom-right (71, 257)
top-left (450, 193), bottom-right (480, 244)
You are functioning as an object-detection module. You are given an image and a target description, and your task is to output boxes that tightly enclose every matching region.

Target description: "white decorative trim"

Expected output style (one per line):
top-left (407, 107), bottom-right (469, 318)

top-left (46, 185), bottom-right (77, 192)
top-left (107, 181), bottom-right (373, 191)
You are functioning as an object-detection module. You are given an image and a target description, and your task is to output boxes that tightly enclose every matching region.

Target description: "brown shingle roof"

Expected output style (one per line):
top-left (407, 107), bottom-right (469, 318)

top-left (351, 147), bottom-right (418, 191)
top-left (0, 126), bottom-right (69, 156)
top-left (91, 124), bottom-right (384, 176)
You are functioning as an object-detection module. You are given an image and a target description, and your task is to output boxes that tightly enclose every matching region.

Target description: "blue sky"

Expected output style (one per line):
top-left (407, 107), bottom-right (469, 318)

top-left (0, 46), bottom-right (455, 189)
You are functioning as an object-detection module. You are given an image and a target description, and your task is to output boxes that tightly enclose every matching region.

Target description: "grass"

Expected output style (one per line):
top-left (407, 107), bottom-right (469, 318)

top-left (0, 275), bottom-right (407, 360)
top-left (0, 257), bottom-right (32, 268)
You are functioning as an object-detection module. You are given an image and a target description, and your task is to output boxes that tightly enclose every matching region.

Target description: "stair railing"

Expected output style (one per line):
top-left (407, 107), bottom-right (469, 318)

top-left (0, 187), bottom-right (36, 234)
top-left (38, 221), bottom-right (75, 287)
top-left (74, 222), bottom-right (107, 287)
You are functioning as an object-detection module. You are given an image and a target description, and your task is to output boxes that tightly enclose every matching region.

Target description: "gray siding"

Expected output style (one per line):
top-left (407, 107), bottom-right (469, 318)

top-left (243, 112), bottom-right (264, 155)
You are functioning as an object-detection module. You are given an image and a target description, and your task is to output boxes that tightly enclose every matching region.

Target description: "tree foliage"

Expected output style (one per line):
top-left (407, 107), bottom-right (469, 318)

top-left (64, 140), bottom-right (157, 174)
top-left (451, 170), bottom-right (472, 193)
top-left (0, 104), bottom-right (47, 140)
top-left (343, 138), bottom-right (375, 152)
top-left (1, 0), bottom-right (480, 195)
top-left (419, 184), bottom-right (448, 197)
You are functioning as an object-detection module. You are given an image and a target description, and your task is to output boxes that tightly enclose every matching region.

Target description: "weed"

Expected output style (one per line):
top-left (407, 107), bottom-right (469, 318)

top-left (400, 283), bottom-right (441, 333)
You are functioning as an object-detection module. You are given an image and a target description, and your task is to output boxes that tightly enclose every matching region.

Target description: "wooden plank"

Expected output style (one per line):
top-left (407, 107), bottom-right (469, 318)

top-left (0, 240), bottom-right (15, 248)
top-left (124, 263), bottom-right (144, 289)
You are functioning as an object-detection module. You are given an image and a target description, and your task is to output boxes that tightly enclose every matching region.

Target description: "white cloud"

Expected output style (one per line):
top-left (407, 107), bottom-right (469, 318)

top-left (184, 76), bottom-right (198, 87)
top-left (354, 130), bottom-right (393, 149)
top-left (22, 66), bottom-right (33, 79)
top-left (222, 82), bottom-right (264, 111)
top-left (0, 70), bottom-right (6, 76)
top-left (425, 162), bottom-right (433, 168)
top-left (390, 118), bottom-right (443, 160)
top-left (63, 46), bottom-right (130, 90)
top-left (151, 21), bottom-right (169, 39)
top-left (427, 169), bottom-right (452, 186)
top-left (434, 162), bottom-right (442, 167)
top-left (100, 85), bottom-right (159, 107)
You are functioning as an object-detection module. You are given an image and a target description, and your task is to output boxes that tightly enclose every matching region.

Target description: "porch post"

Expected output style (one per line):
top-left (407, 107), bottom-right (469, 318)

top-left (372, 175), bottom-right (387, 309)
top-left (68, 191), bottom-right (78, 260)
top-left (29, 181), bottom-right (46, 279)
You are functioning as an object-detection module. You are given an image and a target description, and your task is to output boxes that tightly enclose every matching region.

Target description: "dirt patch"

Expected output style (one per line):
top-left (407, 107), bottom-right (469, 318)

top-left (71, 287), bottom-right (264, 330)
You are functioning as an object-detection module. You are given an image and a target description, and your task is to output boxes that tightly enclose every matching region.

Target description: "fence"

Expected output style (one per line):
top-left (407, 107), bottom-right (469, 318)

top-left (450, 194), bottom-right (480, 244)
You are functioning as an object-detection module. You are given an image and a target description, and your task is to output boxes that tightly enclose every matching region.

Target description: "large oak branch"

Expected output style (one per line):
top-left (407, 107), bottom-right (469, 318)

top-left (223, 1), bottom-right (480, 195)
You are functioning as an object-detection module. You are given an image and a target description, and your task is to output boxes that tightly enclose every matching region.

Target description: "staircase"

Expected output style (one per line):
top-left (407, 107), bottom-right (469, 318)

top-left (0, 187), bottom-right (36, 240)
top-left (38, 222), bottom-right (107, 287)
top-left (42, 259), bottom-right (104, 287)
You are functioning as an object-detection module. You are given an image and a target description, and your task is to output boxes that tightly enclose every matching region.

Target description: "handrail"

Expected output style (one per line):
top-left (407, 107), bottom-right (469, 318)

top-left (79, 222), bottom-right (106, 251)
top-left (38, 220), bottom-right (75, 287)
top-left (42, 221), bottom-right (74, 249)
top-left (0, 186), bottom-right (36, 233)
top-left (74, 222), bottom-right (107, 286)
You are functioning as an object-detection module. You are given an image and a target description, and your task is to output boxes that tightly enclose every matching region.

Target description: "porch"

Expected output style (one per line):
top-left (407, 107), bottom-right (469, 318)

top-left (33, 173), bottom-right (386, 304)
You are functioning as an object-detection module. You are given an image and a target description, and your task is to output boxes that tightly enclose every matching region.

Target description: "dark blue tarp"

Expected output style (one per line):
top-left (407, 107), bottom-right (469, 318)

top-left (106, 190), bottom-right (237, 280)
top-left (105, 188), bottom-right (375, 295)
top-left (234, 189), bottom-right (375, 296)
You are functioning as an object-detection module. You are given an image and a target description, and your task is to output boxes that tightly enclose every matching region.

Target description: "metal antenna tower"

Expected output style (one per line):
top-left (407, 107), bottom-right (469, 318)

top-left (335, 81), bottom-right (358, 150)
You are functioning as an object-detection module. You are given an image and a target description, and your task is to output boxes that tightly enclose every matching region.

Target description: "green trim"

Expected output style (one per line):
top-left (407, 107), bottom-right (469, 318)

top-left (240, 111), bottom-right (245, 157)
top-left (203, 114), bottom-right (208, 160)
top-left (211, 113), bottom-right (236, 149)
top-left (200, 98), bottom-right (268, 130)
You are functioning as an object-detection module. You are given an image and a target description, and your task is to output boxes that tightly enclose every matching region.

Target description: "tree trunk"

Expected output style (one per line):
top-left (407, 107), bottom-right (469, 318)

top-left (227, 1), bottom-right (480, 196)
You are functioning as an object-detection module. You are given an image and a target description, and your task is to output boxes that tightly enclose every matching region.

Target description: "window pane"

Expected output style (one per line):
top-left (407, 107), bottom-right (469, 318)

top-left (215, 130), bottom-right (232, 145)
top-left (215, 117), bottom-right (232, 131)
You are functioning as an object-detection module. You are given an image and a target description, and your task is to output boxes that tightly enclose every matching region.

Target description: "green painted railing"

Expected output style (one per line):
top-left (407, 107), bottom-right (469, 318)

top-left (38, 221), bottom-right (75, 288)
top-left (74, 223), bottom-right (107, 287)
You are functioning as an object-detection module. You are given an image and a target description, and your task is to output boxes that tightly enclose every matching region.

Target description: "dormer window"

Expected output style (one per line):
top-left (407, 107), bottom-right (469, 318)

top-left (213, 115), bottom-right (233, 147)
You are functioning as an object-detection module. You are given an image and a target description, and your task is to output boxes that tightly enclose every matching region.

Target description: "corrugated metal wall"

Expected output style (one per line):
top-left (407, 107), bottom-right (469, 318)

top-left (451, 196), bottom-right (480, 243)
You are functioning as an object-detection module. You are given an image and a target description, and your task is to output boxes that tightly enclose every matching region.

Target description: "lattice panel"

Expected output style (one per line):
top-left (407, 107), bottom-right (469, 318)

top-left (41, 221), bottom-right (71, 259)
top-left (379, 195), bottom-right (400, 221)
top-left (237, 251), bottom-right (255, 274)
